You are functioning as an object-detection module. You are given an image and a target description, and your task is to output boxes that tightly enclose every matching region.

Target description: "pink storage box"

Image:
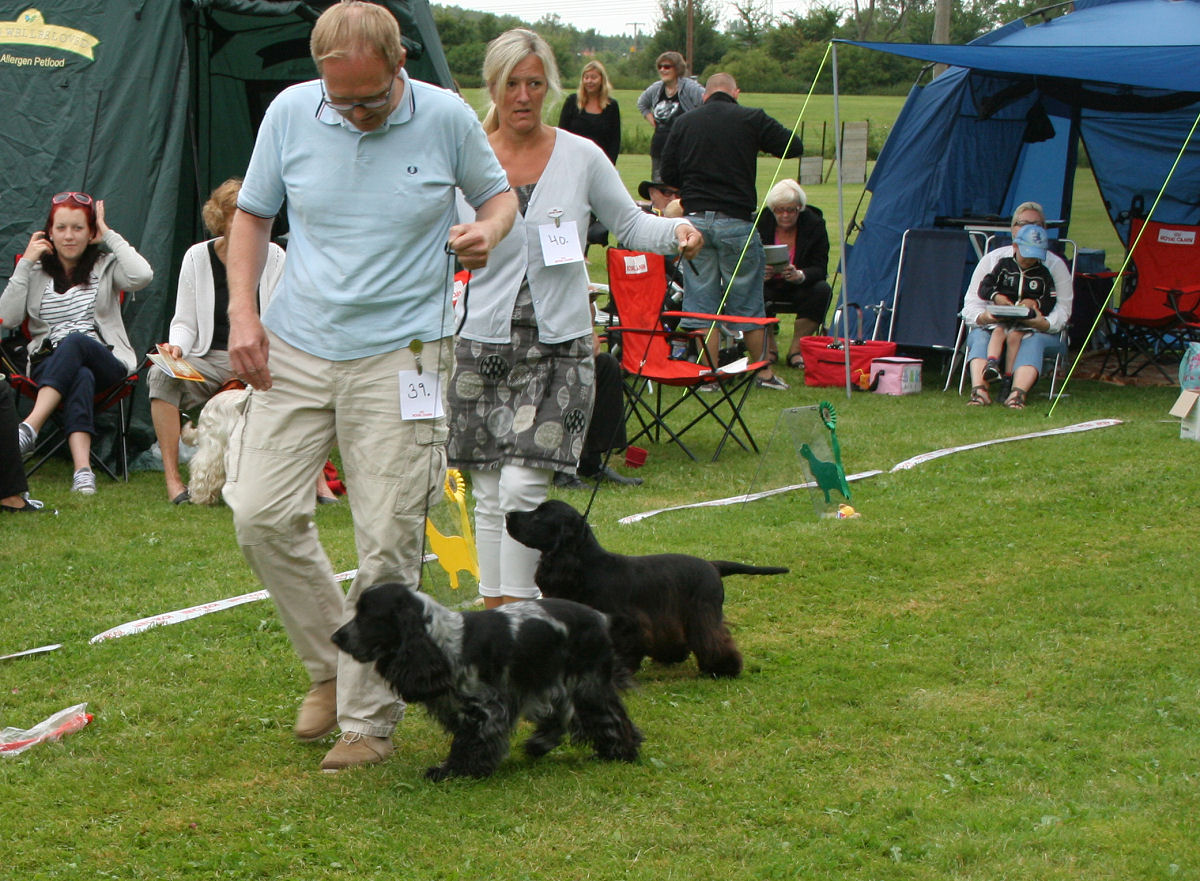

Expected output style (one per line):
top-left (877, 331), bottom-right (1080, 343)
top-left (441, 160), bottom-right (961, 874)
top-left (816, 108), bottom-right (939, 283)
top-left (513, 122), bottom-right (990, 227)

top-left (869, 357), bottom-right (922, 395)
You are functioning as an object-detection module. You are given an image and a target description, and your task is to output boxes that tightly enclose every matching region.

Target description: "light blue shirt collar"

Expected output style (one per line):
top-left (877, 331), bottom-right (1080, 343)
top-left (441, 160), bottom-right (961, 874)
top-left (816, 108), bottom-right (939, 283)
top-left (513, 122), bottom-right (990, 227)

top-left (315, 67), bottom-right (415, 132)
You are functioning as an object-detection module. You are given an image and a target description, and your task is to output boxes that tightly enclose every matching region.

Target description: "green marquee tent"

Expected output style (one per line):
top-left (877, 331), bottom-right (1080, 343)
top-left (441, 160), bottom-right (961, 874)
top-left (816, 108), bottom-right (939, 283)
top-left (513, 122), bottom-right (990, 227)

top-left (0, 0), bottom-right (452, 455)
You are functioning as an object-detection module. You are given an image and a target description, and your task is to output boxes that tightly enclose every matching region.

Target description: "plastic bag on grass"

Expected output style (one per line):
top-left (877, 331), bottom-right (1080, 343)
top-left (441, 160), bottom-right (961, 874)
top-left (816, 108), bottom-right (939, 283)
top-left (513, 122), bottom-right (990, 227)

top-left (1, 703), bottom-right (92, 756)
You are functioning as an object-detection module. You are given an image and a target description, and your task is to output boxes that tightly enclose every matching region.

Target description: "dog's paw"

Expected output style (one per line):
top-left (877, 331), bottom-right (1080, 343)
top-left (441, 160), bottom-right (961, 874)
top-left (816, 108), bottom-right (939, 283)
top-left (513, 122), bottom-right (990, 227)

top-left (424, 764), bottom-right (454, 782)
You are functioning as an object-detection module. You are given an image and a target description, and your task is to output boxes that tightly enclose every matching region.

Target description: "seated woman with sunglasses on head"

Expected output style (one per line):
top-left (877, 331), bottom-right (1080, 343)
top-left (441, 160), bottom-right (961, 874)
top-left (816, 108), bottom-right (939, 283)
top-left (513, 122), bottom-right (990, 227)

top-left (0, 191), bottom-right (153, 494)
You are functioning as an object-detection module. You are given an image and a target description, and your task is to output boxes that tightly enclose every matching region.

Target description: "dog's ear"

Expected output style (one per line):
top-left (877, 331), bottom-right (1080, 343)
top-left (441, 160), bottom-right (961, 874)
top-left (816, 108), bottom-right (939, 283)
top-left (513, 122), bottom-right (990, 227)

top-left (544, 506), bottom-right (590, 554)
top-left (383, 603), bottom-right (454, 701)
top-left (551, 506), bottom-right (592, 554)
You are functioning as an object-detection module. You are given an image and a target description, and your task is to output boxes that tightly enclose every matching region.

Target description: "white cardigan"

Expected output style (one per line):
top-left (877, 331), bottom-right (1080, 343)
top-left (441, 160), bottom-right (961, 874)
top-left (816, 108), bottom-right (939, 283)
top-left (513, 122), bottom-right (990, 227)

top-left (169, 239), bottom-right (285, 357)
top-left (458, 130), bottom-right (690, 345)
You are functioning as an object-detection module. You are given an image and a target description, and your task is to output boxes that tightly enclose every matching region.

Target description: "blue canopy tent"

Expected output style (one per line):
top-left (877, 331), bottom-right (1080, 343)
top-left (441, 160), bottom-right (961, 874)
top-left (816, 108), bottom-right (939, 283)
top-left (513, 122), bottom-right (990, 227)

top-left (831, 0), bottom-right (1200, 346)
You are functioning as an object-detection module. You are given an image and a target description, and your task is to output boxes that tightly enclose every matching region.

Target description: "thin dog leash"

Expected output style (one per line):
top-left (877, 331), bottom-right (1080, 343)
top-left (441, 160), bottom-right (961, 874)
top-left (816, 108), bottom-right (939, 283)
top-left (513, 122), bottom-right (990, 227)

top-left (412, 246), bottom-right (458, 592)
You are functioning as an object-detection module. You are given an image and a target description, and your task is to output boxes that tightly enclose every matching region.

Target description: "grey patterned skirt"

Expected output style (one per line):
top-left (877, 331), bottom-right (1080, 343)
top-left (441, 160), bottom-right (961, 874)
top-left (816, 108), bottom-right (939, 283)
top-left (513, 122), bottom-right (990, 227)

top-left (447, 287), bottom-right (595, 474)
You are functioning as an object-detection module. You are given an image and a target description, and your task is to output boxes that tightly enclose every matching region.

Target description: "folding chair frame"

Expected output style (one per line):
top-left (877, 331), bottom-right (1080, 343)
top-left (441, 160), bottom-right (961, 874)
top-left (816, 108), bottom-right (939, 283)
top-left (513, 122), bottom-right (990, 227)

top-left (617, 313), bottom-right (775, 462)
top-left (605, 248), bottom-right (776, 462)
top-left (6, 362), bottom-right (143, 481)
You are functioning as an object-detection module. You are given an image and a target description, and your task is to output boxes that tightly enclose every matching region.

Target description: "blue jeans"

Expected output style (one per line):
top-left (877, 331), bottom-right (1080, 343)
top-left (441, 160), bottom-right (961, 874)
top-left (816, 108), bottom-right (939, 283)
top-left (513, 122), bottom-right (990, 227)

top-left (31, 332), bottom-right (127, 436)
top-left (679, 212), bottom-right (766, 333)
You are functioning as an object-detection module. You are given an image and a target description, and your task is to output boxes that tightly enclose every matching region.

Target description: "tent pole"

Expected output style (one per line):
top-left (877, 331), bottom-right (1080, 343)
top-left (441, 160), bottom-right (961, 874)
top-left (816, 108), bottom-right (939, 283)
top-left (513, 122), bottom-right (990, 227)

top-left (832, 41), bottom-right (852, 398)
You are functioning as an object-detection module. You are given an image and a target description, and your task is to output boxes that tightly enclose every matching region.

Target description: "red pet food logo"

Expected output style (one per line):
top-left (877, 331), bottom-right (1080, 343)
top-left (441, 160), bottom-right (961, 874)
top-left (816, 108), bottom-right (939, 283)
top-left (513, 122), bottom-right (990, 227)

top-left (1157, 228), bottom-right (1197, 246)
top-left (622, 254), bottom-right (649, 275)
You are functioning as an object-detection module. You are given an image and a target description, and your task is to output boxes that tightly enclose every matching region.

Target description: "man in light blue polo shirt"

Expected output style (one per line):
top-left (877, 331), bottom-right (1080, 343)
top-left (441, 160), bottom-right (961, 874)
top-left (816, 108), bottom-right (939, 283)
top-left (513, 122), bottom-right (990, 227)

top-left (223, 0), bottom-right (516, 772)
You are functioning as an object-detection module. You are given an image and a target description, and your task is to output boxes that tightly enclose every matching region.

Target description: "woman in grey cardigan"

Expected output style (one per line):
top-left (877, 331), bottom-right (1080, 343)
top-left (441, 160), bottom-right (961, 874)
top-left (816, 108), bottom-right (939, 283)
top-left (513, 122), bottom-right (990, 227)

top-left (448, 29), bottom-right (701, 608)
top-left (0, 192), bottom-right (152, 494)
top-left (636, 51), bottom-right (705, 180)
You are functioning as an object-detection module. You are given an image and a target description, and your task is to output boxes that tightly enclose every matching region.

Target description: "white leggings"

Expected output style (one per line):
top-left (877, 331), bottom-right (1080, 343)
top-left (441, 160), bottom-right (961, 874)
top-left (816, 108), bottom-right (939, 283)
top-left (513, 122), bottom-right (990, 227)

top-left (471, 464), bottom-right (549, 599)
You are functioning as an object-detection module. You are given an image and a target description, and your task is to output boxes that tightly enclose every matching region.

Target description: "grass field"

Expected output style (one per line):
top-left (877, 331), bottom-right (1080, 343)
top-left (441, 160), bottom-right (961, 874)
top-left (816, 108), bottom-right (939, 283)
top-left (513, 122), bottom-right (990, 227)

top-left (3, 368), bottom-right (1198, 880)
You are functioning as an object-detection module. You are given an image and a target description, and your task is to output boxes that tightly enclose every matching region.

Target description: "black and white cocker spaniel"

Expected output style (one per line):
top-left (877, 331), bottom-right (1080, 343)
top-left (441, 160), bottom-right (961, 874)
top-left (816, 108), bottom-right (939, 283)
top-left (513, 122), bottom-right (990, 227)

top-left (331, 582), bottom-right (642, 781)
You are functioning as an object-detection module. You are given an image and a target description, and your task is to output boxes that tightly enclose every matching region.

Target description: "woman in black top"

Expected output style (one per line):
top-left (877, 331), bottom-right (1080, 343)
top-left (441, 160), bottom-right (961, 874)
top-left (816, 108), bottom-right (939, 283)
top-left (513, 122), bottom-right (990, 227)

top-left (756, 179), bottom-right (833, 367)
top-left (557, 59), bottom-right (620, 164)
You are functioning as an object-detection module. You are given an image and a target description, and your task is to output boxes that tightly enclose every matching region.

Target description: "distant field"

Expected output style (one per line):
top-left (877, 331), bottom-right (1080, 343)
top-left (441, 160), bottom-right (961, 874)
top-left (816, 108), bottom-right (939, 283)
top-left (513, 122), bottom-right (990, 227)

top-left (459, 88), bottom-right (1125, 278)
top-left (461, 89), bottom-right (903, 158)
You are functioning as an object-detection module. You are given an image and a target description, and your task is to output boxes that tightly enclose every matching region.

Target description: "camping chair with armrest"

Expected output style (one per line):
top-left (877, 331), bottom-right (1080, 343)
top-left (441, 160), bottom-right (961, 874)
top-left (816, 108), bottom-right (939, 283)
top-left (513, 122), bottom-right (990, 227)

top-left (2, 256), bottom-right (144, 480)
top-left (1100, 217), bottom-right (1200, 381)
top-left (605, 247), bottom-right (777, 462)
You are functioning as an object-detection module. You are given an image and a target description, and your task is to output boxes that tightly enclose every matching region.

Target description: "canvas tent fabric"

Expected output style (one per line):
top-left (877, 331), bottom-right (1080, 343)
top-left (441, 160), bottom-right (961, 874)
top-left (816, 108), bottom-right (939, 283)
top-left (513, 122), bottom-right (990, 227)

top-left (0, 0), bottom-right (452, 458)
top-left (836, 0), bottom-right (1200, 343)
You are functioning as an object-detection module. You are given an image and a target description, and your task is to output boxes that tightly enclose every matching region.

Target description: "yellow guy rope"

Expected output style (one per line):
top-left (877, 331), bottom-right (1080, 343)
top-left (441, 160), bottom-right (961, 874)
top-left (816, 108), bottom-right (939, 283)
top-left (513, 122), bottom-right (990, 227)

top-left (698, 42), bottom-right (833, 356)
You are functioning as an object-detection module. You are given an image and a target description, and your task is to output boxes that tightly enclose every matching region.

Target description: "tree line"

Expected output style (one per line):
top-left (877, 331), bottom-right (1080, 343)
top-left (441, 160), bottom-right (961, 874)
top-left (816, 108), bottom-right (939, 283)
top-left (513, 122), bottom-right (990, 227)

top-left (434, 0), bottom-right (1056, 94)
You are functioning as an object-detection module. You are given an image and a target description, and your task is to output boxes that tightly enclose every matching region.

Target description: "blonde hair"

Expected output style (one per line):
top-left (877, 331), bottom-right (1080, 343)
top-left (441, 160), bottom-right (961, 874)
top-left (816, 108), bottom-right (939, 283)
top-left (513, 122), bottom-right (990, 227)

top-left (576, 59), bottom-right (612, 108)
top-left (310, 1), bottom-right (405, 73)
top-left (765, 179), bottom-right (806, 212)
top-left (1011, 200), bottom-right (1045, 226)
top-left (481, 28), bottom-right (561, 135)
top-left (202, 178), bottom-right (243, 237)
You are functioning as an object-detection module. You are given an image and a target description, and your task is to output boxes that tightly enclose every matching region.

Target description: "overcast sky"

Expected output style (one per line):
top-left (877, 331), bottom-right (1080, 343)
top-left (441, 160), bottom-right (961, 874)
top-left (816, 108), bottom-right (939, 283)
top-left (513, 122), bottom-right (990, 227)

top-left (447, 1), bottom-right (811, 38)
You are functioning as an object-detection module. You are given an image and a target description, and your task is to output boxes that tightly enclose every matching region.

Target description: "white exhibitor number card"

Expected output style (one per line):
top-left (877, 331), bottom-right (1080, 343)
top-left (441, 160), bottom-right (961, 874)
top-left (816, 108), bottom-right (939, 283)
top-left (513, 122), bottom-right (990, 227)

top-left (398, 369), bottom-right (443, 420)
top-left (538, 220), bottom-right (584, 266)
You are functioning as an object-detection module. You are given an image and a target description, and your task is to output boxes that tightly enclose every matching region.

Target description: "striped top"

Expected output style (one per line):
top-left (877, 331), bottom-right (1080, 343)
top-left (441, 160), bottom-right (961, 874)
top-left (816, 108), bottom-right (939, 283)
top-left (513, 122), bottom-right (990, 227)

top-left (41, 274), bottom-right (99, 347)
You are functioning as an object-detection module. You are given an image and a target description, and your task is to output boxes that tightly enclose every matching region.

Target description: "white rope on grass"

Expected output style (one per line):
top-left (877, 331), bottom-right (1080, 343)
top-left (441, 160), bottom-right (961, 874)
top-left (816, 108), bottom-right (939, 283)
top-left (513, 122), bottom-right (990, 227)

top-left (889, 419), bottom-right (1123, 472)
top-left (617, 470), bottom-right (884, 524)
top-left (87, 568), bottom-right (359, 644)
top-left (619, 418), bottom-right (1124, 524)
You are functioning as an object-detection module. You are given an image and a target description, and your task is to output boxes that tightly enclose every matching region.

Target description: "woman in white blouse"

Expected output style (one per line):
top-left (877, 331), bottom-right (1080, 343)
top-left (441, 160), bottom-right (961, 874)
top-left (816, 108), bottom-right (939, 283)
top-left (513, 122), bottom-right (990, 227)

top-left (148, 178), bottom-right (284, 504)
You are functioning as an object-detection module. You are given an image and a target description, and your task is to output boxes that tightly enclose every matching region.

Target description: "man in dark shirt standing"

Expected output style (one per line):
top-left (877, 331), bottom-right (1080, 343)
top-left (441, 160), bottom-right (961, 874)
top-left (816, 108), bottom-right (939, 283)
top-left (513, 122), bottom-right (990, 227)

top-left (661, 73), bottom-right (800, 389)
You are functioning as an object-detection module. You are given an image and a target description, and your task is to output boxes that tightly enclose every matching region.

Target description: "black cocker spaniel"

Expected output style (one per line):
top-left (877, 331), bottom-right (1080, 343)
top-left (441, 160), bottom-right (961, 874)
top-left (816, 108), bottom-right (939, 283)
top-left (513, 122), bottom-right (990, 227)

top-left (506, 499), bottom-right (788, 678)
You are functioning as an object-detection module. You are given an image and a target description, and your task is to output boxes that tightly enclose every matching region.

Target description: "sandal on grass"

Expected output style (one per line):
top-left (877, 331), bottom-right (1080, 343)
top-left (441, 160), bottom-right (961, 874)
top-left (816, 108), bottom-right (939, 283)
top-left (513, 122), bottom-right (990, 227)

top-left (787, 352), bottom-right (805, 370)
top-left (968, 385), bottom-right (991, 406)
top-left (1004, 387), bottom-right (1027, 409)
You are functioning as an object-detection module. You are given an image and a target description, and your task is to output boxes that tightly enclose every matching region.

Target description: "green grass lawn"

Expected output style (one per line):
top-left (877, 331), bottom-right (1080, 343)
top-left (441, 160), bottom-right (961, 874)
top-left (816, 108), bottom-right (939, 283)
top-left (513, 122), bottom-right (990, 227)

top-left (3, 370), bottom-right (1198, 879)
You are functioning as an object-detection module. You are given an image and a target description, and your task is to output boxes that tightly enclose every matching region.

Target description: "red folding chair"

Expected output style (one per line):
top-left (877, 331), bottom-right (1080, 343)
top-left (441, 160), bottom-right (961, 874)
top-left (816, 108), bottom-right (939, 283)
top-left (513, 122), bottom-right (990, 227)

top-left (1101, 218), bottom-right (1200, 381)
top-left (605, 248), bottom-right (776, 462)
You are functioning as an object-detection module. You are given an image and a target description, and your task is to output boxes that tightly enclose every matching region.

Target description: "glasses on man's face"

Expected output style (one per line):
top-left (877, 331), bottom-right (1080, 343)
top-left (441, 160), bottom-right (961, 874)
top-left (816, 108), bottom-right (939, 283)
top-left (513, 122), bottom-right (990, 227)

top-left (320, 77), bottom-right (395, 114)
top-left (658, 64), bottom-right (675, 71)
top-left (53, 191), bottom-right (92, 205)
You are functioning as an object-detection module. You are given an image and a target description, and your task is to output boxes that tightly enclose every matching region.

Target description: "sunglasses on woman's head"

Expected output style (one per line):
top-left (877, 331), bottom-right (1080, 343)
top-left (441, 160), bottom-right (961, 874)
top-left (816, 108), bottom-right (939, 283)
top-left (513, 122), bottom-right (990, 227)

top-left (52, 191), bottom-right (93, 205)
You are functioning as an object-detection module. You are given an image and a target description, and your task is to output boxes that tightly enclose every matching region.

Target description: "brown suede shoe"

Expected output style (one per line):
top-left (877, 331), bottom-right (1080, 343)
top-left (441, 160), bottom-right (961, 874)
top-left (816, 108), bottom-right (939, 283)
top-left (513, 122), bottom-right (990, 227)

top-left (319, 732), bottom-right (394, 772)
top-left (294, 679), bottom-right (337, 742)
